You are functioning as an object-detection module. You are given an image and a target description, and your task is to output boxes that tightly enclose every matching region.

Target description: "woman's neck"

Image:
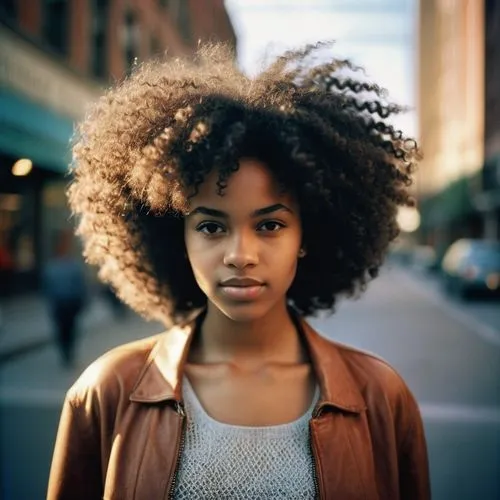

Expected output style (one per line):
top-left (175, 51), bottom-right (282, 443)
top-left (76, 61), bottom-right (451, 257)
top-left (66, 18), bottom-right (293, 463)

top-left (190, 302), bottom-right (307, 367)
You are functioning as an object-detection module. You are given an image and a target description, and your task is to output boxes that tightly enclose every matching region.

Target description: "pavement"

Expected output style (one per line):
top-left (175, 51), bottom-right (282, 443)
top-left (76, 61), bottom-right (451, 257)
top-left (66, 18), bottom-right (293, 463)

top-left (0, 292), bottom-right (163, 365)
top-left (1, 264), bottom-right (500, 499)
top-left (400, 266), bottom-right (500, 346)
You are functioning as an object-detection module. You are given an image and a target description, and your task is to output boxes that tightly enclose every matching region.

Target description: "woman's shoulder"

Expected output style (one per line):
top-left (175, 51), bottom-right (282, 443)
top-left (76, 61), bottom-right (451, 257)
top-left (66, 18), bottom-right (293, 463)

top-left (313, 329), bottom-right (418, 410)
top-left (335, 340), bottom-right (407, 389)
top-left (65, 333), bottom-right (164, 407)
top-left (321, 336), bottom-right (423, 434)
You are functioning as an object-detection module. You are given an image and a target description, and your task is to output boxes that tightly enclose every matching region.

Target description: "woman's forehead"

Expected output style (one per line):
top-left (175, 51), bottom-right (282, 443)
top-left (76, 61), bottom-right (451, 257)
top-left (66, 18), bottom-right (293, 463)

top-left (190, 158), bottom-right (295, 208)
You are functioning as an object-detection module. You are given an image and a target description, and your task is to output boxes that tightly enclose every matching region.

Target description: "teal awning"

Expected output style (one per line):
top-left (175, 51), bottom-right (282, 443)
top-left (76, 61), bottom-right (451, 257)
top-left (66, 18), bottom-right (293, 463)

top-left (0, 89), bottom-right (74, 173)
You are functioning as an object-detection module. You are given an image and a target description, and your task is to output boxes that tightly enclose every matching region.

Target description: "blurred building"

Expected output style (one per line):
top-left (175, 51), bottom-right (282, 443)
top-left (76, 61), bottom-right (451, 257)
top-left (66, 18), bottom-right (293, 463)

top-left (417, 0), bottom-right (500, 259)
top-left (417, 0), bottom-right (484, 256)
top-left (479, 0), bottom-right (500, 239)
top-left (0, 0), bottom-right (236, 296)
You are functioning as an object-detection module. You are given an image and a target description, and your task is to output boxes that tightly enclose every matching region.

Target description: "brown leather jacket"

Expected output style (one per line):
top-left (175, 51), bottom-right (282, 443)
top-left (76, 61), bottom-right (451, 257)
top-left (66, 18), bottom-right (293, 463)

top-left (47, 314), bottom-right (430, 499)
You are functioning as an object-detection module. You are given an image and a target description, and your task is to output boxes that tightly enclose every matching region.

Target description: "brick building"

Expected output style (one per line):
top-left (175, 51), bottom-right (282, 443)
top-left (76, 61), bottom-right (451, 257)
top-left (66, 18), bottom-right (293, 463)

top-left (417, 0), bottom-right (500, 253)
top-left (477, 0), bottom-right (500, 239)
top-left (0, 0), bottom-right (237, 295)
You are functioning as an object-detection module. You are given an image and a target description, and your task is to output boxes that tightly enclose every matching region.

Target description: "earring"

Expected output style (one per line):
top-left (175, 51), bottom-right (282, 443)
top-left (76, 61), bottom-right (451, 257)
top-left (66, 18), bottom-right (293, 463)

top-left (298, 248), bottom-right (306, 258)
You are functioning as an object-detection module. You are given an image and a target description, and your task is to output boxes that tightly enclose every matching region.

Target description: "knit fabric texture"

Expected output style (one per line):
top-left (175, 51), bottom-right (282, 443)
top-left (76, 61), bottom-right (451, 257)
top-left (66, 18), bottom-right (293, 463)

top-left (173, 377), bottom-right (319, 499)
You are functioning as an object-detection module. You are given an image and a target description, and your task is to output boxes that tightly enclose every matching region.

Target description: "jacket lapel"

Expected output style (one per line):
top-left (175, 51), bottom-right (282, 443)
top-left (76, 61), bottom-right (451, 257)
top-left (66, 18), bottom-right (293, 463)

top-left (129, 309), bottom-right (203, 403)
top-left (310, 411), bottom-right (379, 500)
top-left (126, 315), bottom-right (199, 499)
top-left (127, 311), bottom-right (378, 499)
top-left (299, 319), bottom-right (379, 499)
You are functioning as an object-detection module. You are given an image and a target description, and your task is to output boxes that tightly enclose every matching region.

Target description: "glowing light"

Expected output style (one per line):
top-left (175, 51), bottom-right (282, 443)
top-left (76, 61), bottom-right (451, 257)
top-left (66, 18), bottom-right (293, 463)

top-left (12, 158), bottom-right (33, 176)
top-left (397, 206), bottom-right (421, 233)
top-left (486, 274), bottom-right (499, 290)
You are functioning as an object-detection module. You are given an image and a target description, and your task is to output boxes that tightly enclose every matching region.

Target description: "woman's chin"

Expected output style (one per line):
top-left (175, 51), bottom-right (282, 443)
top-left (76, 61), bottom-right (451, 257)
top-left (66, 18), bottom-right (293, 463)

top-left (210, 298), bottom-right (270, 323)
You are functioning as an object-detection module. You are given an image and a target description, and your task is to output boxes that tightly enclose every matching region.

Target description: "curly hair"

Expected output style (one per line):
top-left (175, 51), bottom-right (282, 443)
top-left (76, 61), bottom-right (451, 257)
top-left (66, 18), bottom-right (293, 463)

top-left (68, 42), bottom-right (418, 327)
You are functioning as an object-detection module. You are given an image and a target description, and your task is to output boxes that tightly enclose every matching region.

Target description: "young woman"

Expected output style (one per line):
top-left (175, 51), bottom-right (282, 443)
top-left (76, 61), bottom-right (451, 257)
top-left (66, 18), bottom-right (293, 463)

top-left (47, 43), bottom-right (430, 499)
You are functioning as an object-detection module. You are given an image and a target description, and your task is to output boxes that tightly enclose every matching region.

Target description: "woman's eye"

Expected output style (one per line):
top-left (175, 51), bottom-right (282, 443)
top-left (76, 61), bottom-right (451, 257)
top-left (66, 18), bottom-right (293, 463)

top-left (258, 221), bottom-right (285, 232)
top-left (196, 222), bottom-right (224, 235)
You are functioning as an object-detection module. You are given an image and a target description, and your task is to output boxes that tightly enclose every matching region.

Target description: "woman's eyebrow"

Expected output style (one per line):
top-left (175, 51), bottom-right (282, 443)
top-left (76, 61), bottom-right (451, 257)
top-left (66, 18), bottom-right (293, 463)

top-left (253, 203), bottom-right (293, 217)
top-left (188, 206), bottom-right (227, 218)
top-left (188, 203), bottom-right (293, 218)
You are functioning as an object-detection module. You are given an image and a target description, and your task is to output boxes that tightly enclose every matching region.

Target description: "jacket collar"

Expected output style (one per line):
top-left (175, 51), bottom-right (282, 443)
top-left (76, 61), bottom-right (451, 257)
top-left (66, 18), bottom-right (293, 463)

top-left (130, 309), bottom-right (366, 414)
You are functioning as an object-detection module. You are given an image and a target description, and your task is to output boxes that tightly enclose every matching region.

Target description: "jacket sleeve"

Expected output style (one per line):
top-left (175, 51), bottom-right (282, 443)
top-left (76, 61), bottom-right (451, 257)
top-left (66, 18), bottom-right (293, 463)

top-left (398, 389), bottom-right (431, 500)
top-left (47, 394), bottom-right (103, 500)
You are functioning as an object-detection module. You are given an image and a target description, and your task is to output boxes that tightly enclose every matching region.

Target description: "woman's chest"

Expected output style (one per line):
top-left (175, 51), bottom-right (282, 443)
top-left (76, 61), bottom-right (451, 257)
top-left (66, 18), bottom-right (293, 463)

top-left (184, 363), bottom-right (316, 426)
top-left (174, 415), bottom-right (317, 499)
top-left (103, 392), bottom-right (384, 500)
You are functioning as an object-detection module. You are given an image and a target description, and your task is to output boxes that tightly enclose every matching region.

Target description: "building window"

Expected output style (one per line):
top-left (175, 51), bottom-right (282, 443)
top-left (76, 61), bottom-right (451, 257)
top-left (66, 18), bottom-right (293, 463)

top-left (150, 36), bottom-right (162, 57)
top-left (177, 0), bottom-right (191, 45)
top-left (43, 0), bottom-right (69, 55)
top-left (167, 0), bottom-right (191, 45)
top-left (0, 0), bottom-right (17, 21)
top-left (121, 8), bottom-right (140, 73)
top-left (91, 0), bottom-right (109, 79)
top-left (0, 193), bottom-right (36, 295)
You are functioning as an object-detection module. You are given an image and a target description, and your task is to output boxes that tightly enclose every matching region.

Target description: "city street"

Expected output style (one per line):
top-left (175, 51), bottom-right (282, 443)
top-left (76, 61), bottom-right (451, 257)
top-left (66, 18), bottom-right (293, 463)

top-left (1, 265), bottom-right (499, 499)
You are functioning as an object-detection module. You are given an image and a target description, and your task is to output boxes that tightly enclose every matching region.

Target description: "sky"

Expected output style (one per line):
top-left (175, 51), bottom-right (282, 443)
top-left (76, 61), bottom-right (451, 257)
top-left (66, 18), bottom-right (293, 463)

top-left (224, 0), bottom-right (418, 136)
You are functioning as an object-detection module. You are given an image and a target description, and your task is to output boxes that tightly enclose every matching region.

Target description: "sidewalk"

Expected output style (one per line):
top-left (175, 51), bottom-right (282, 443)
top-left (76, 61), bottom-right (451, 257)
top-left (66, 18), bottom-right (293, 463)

top-left (0, 293), bottom-right (140, 364)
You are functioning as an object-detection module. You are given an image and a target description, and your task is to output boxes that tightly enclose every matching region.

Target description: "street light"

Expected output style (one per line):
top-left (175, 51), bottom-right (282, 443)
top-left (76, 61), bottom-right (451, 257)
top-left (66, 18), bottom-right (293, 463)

top-left (397, 206), bottom-right (421, 233)
top-left (12, 158), bottom-right (33, 177)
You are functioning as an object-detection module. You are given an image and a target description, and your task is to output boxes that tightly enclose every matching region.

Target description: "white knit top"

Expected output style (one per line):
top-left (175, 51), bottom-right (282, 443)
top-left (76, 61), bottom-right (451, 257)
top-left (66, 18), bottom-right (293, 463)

top-left (173, 377), bottom-right (319, 499)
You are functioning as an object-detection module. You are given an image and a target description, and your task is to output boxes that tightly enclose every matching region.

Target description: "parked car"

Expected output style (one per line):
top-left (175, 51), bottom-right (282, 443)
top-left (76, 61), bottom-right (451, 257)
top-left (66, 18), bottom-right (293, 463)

top-left (441, 239), bottom-right (500, 299)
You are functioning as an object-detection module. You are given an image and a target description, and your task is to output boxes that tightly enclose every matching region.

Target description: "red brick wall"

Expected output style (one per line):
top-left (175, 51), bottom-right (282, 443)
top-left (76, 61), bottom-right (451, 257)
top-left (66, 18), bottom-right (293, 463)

top-left (188, 0), bottom-right (237, 49)
top-left (10, 0), bottom-right (237, 81)
top-left (69, 0), bottom-right (91, 72)
top-left (17, 0), bottom-right (42, 36)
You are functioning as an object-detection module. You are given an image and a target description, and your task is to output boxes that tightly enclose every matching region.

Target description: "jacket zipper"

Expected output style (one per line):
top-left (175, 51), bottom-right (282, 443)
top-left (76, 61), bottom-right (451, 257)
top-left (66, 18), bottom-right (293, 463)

top-left (309, 404), bottom-right (322, 500)
top-left (167, 401), bottom-right (186, 500)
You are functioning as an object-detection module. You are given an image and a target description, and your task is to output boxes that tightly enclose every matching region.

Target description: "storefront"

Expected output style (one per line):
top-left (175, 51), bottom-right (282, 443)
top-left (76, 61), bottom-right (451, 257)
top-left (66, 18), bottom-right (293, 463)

top-left (0, 24), bottom-right (100, 296)
top-left (0, 89), bottom-right (73, 295)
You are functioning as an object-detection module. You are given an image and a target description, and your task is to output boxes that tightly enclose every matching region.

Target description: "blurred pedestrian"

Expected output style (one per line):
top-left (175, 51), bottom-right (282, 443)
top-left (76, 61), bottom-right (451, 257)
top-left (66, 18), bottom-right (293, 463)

top-left (0, 235), bottom-right (14, 332)
top-left (0, 234), bottom-right (14, 297)
top-left (101, 283), bottom-right (127, 319)
top-left (42, 229), bottom-right (87, 368)
top-left (48, 43), bottom-right (430, 499)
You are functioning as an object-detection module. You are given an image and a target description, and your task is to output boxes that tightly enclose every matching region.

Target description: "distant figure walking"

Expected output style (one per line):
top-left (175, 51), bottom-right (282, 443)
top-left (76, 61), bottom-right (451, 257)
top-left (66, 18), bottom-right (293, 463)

top-left (101, 284), bottom-right (127, 319)
top-left (42, 230), bottom-right (87, 367)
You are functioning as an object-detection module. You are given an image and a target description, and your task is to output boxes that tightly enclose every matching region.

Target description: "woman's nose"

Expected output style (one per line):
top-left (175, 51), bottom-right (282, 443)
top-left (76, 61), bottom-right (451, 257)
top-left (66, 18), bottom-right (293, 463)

top-left (223, 231), bottom-right (259, 269)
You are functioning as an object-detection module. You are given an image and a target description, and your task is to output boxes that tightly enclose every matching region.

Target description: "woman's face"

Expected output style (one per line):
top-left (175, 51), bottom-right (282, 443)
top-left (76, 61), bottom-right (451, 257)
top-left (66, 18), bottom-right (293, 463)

top-left (184, 158), bottom-right (303, 322)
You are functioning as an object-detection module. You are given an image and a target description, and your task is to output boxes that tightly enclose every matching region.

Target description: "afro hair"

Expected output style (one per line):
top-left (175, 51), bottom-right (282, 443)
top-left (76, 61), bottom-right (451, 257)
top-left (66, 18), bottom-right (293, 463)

top-left (68, 42), bottom-right (419, 326)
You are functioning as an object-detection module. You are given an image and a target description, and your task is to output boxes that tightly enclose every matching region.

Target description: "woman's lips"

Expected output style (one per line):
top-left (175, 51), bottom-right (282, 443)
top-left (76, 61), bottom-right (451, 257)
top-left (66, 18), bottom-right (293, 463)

top-left (219, 284), bottom-right (266, 300)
